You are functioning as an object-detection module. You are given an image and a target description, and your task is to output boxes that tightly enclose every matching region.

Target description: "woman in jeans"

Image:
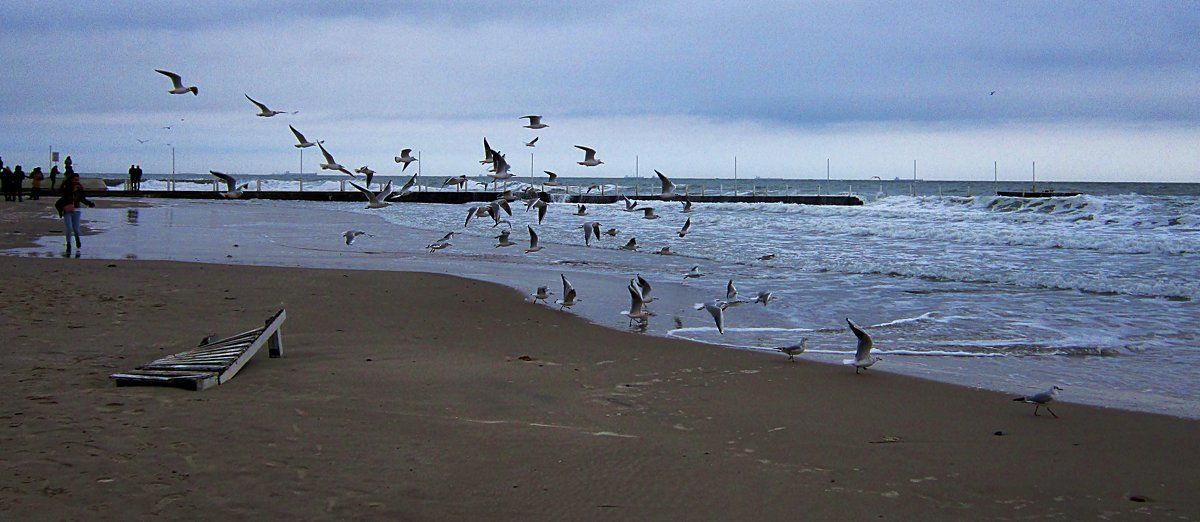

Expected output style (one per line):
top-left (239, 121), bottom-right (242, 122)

top-left (55, 169), bottom-right (94, 252)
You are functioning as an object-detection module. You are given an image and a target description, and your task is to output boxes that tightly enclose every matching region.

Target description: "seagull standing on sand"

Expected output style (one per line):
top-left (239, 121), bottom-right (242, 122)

top-left (844, 319), bottom-right (882, 374)
top-left (575, 145), bottom-right (603, 167)
top-left (395, 149), bottom-right (418, 172)
top-left (289, 125), bottom-right (320, 148)
top-left (556, 274), bottom-right (579, 309)
top-left (209, 171), bottom-right (248, 198)
top-left (525, 226), bottom-right (544, 253)
top-left (655, 170), bottom-right (677, 200)
top-left (694, 300), bottom-right (728, 334)
top-left (244, 94), bottom-right (294, 117)
top-left (155, 69), bottom-right (198, 95)
top-left (678, 216), bottom-right (692, 237)
top-left (622, 282), bottom-right (651, 327)
top-left (1013, 386), bottom-right (1064, 418)
top-left (522, 115), bottom-right (548, 129)
top-left (776, 338), bottom-right (808, 361)
top-left (317, 142), bottom-right (353, 176)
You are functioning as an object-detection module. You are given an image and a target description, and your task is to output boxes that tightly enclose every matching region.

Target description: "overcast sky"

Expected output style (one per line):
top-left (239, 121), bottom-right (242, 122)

top-left (1, 1), bottom-right (1197, 182)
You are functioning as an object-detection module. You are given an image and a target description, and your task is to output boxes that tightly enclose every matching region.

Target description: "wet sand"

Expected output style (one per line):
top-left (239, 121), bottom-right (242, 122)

top-left (1, 200), bottom-right (1198, 520)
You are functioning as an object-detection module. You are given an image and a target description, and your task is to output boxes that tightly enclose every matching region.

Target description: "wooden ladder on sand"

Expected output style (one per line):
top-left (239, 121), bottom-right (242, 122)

top-left (110, 309), bottom-right (286, 390)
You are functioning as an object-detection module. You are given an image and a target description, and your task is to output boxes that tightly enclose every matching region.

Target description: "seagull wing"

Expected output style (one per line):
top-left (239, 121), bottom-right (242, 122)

top-left (575, 145), bottom-right (596, 161)
top-left (847, 318), bottom-right (874, 360)
top-left (289, 124), bottom-right (309, 144)
top-left (545, 171), bottom-right (557, 183)
top-left (155, 69), bottom-right (184, 89)
top-left (209, 171), bottom-right (236, 191)
top-left (636, 274), bottom-right (652, 300)
top-left (706, 302), bottom-right (725, 334)
top-left (726, 280), bottom-right (738, 300)
top-left (317, 142), bottom-right (336, 164)
top-left (656, 170), bottom-right (676, 194)
top-left (627, 283), bottom-right (644, 315)
top-left (245, 94), bottom-right (270, 113)
top-left (528, 226), bottom-right (539, 249)
top-left (679, 217), bottom-right (691, 236)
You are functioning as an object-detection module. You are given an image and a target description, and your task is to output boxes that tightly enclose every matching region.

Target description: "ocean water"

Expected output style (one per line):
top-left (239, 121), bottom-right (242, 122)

top-left (18, 177), bottom-right (1200, 418)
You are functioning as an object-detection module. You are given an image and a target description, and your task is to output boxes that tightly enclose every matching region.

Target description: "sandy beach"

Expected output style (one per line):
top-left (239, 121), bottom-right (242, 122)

top-left (2, 200), bottom-right (1198, 520)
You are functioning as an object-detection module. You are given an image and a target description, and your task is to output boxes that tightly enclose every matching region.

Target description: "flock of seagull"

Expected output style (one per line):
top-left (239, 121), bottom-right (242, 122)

top-left (155, 69), bottom-right (1062, 416)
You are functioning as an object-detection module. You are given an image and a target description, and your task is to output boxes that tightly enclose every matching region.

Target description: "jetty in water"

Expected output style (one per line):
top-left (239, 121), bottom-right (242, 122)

top-left (87, 188), bottom-right (864, 206)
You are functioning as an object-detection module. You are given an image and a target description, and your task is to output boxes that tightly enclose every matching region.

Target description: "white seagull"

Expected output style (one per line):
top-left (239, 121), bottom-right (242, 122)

top-left (575, 145), bottom-right (603, 167)
top-left (655, 170), bottom-right (677, 200)
top-left (621, 196), bottom-right (639, 212)
top-left (394, 149), bottom-right (418, 172)
top-left (526, 198), bottom-right (548, 225)
top-left (244, 94), bottom-right (294, 117)
top-left (342, 230), bottom-right (370, 245)
top-left (681, 197), bottom-right (693, 213)
top-left (426, 231), bottom-right (454, 252)
top-left (556, 274), bottom-right (579, 309)
top-left (522, 115), bottom-right (548, 129)
top-left (350, 180), bottom-right (394, 209)
top-left (776, 338), bottom-right (808, 361)
top-left (525, 137), bottom-right (539, 147)
top-left (354, 166), bottom-right (377, 187)
top-left (641, 207), bottom-right (660, 220)
top-left (725, 279), bottom-right (747, 306)
top-left (678, 216), bottom-right (692, 237)
top-left (580, 221), bottom-right (601, 246)
top-left (209, 171), bottom-right (248, 198)
top-left (575, 204), bottom-right (588, 216)
top-left (289, 125), bottom-right (319, 148)
top-left (753, 291), bottom-right (773, 306)
top-left (154, 69), bottom-right (197, 95)
top-left (495, 229), bottom-right (516, 248)
top-left (542, 171), bottom-right (560, 187)
top-left (653, 246), bottom-right (674, 255)
top-left (622, 282), bottom-right (651, 327)
top-left (443, 175), bottom-right (468, 189)
top-left (317, 142), bottom-right (353, 176)
top-left (683, 265), bottom-right (704, 279)
top-left (635, 274), bottom-right (655, 303)
top-left (619, 237), bottom-right (638, 251)
top-left (531, 286), bottom-right (553, 303)
top-left (480, 137), bottom-right (496, 165)
top-left (604, 227), bottom-right (620, 237)
top-left (1013, 386), bottom-right (1065, 418)
top-left (525, 226), bottom-right (544, 253)
top-left (844, 319), bottom-right (882, 374)
top-left (694, 300), bottom-right (728, 334)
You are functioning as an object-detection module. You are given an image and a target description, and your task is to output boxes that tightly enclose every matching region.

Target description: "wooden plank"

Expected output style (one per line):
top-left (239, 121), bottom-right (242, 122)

top-left (139, 363), bottom-right (229, 372)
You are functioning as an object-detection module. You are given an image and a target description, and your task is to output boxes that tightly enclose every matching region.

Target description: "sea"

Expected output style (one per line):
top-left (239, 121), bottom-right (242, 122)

top-left (18, 173), bottom-right (1200, 418)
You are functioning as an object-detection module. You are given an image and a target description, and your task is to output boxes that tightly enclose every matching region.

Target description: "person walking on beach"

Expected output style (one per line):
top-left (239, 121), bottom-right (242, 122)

top-left (29, 167), bottom-right (44, 200)
top-left (49, 164), bottom-right (59, 191)
top-left (56, 168), bottom-right (94, 252)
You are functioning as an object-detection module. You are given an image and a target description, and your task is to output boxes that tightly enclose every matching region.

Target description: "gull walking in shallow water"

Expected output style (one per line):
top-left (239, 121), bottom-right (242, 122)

top-left (155, 69), bottom-right (198, 95)
top-left (575, 145), bottom-right (603, 167)
top-left (556, 274), bottom-right (579, 309)
top-left (1013, 386), bottom-right (1064, 418)
top-left (844, 318), bottom-right (882, 374)
top-left (776, 338), bottom-right (808, 361)
top-left (209, 171), bottom-right (248, 198)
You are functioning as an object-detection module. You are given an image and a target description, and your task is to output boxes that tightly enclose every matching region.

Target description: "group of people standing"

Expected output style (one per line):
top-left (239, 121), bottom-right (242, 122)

top-left (1, 157), bottom-right (57, 202)
top-left (127, 164), bottom-right (144, 192)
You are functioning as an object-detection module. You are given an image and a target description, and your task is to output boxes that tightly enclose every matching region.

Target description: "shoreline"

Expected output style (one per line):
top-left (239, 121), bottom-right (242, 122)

top-left (2, 199), bottom-right (1200, 519)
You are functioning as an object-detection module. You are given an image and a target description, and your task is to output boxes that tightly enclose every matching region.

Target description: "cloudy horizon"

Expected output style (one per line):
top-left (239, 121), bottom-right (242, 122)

top-left (2, 1), bottom-right (1197, 182)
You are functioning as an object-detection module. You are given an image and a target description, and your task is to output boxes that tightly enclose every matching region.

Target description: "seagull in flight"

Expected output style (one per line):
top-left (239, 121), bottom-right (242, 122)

top-left (579, 221), bottom-right (601, 246)
top-left (753, 291), bottom-right (773, 306)
top-left (525, 136), bottom-right (539, 147)
top-left (495, 228), bottom-right (516, 248)
top-left (525, 198), bottom-right (548, 224)
top-left (694, 300), bottom-right (728, 334)
top-left (395, 149), bottom-right (418, 171)
top-left (521, 115), bottom-right (548, 129)
top-left (621, 196), bottom-right (639, 212)
top-left (641, 207), bottom-right (660, 220)
top-left (1013, 385), bottom-right (1064, 418)
top-left (542, 171), bottom-right (560, 187)
top-left (725, 279), bottom-right (747, 306)
top-left (244, 94), bottom-right (295, 117)
top-left (776, 338), bottom-right (807, 361)
top-left (655, 170), bottom-right (676, 200)
top-left (622, 282), bottom-right (651, 327)
top-left (317, 142), bottom-right (353, 176)
top-left (426, 231), bottom-right (454, 252)
top-left (342, 230), bottom-right (370, 245)
top-left (678, 216), bottom-right (692, 237)
top-left (604, 227), bottom-right (619, 237)
top-left (525, 226), bottom-right (544, 253)
top-left (844, 319), bottom-right (882, 374)
top-left (575, 204), bottom-right (588, 216)
top-left (350, 180), bottom-right (394, 209)
top-left (556, 274), bottom-right (579, 309)
top-left (154, 69), bottom-right (198, 95)
top-left (635, 274), bottom-right (655, 303)
top-left (355, 166), bottom-right (377, 187)
top-left (480, 137), bottom-right (496, 165)
top-left (442, 175), bottom-right (468, 189)
top-left (680, 197), bottom-right (693, 213)
top-left (619, 237), bottom-right (638, 251)
top-left (683, 265), bottom-right (704, 279)
top-left (136, 138), bottom-right (150, 144)
top-left (209, 171), bottom-right (248, 198)
top-left (531, 286), bottom-right (553, 303)
top-left (653, 246), bottom-right (674, 255)
top-left (289, 125), bottom-right (320, 148)
top-left (575, 145), bottom-right (603, 167)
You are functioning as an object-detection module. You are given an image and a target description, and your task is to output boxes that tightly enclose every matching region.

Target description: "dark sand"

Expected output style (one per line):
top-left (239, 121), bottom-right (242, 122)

top-left (2, 200), bottom-right (1198, 520)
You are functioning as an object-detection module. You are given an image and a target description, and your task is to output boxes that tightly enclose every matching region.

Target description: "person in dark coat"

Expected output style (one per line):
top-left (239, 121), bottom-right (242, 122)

top-left (11, 165), bottom-right (25, 202)
top-left (56, 169), bottom-right (94, 252)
